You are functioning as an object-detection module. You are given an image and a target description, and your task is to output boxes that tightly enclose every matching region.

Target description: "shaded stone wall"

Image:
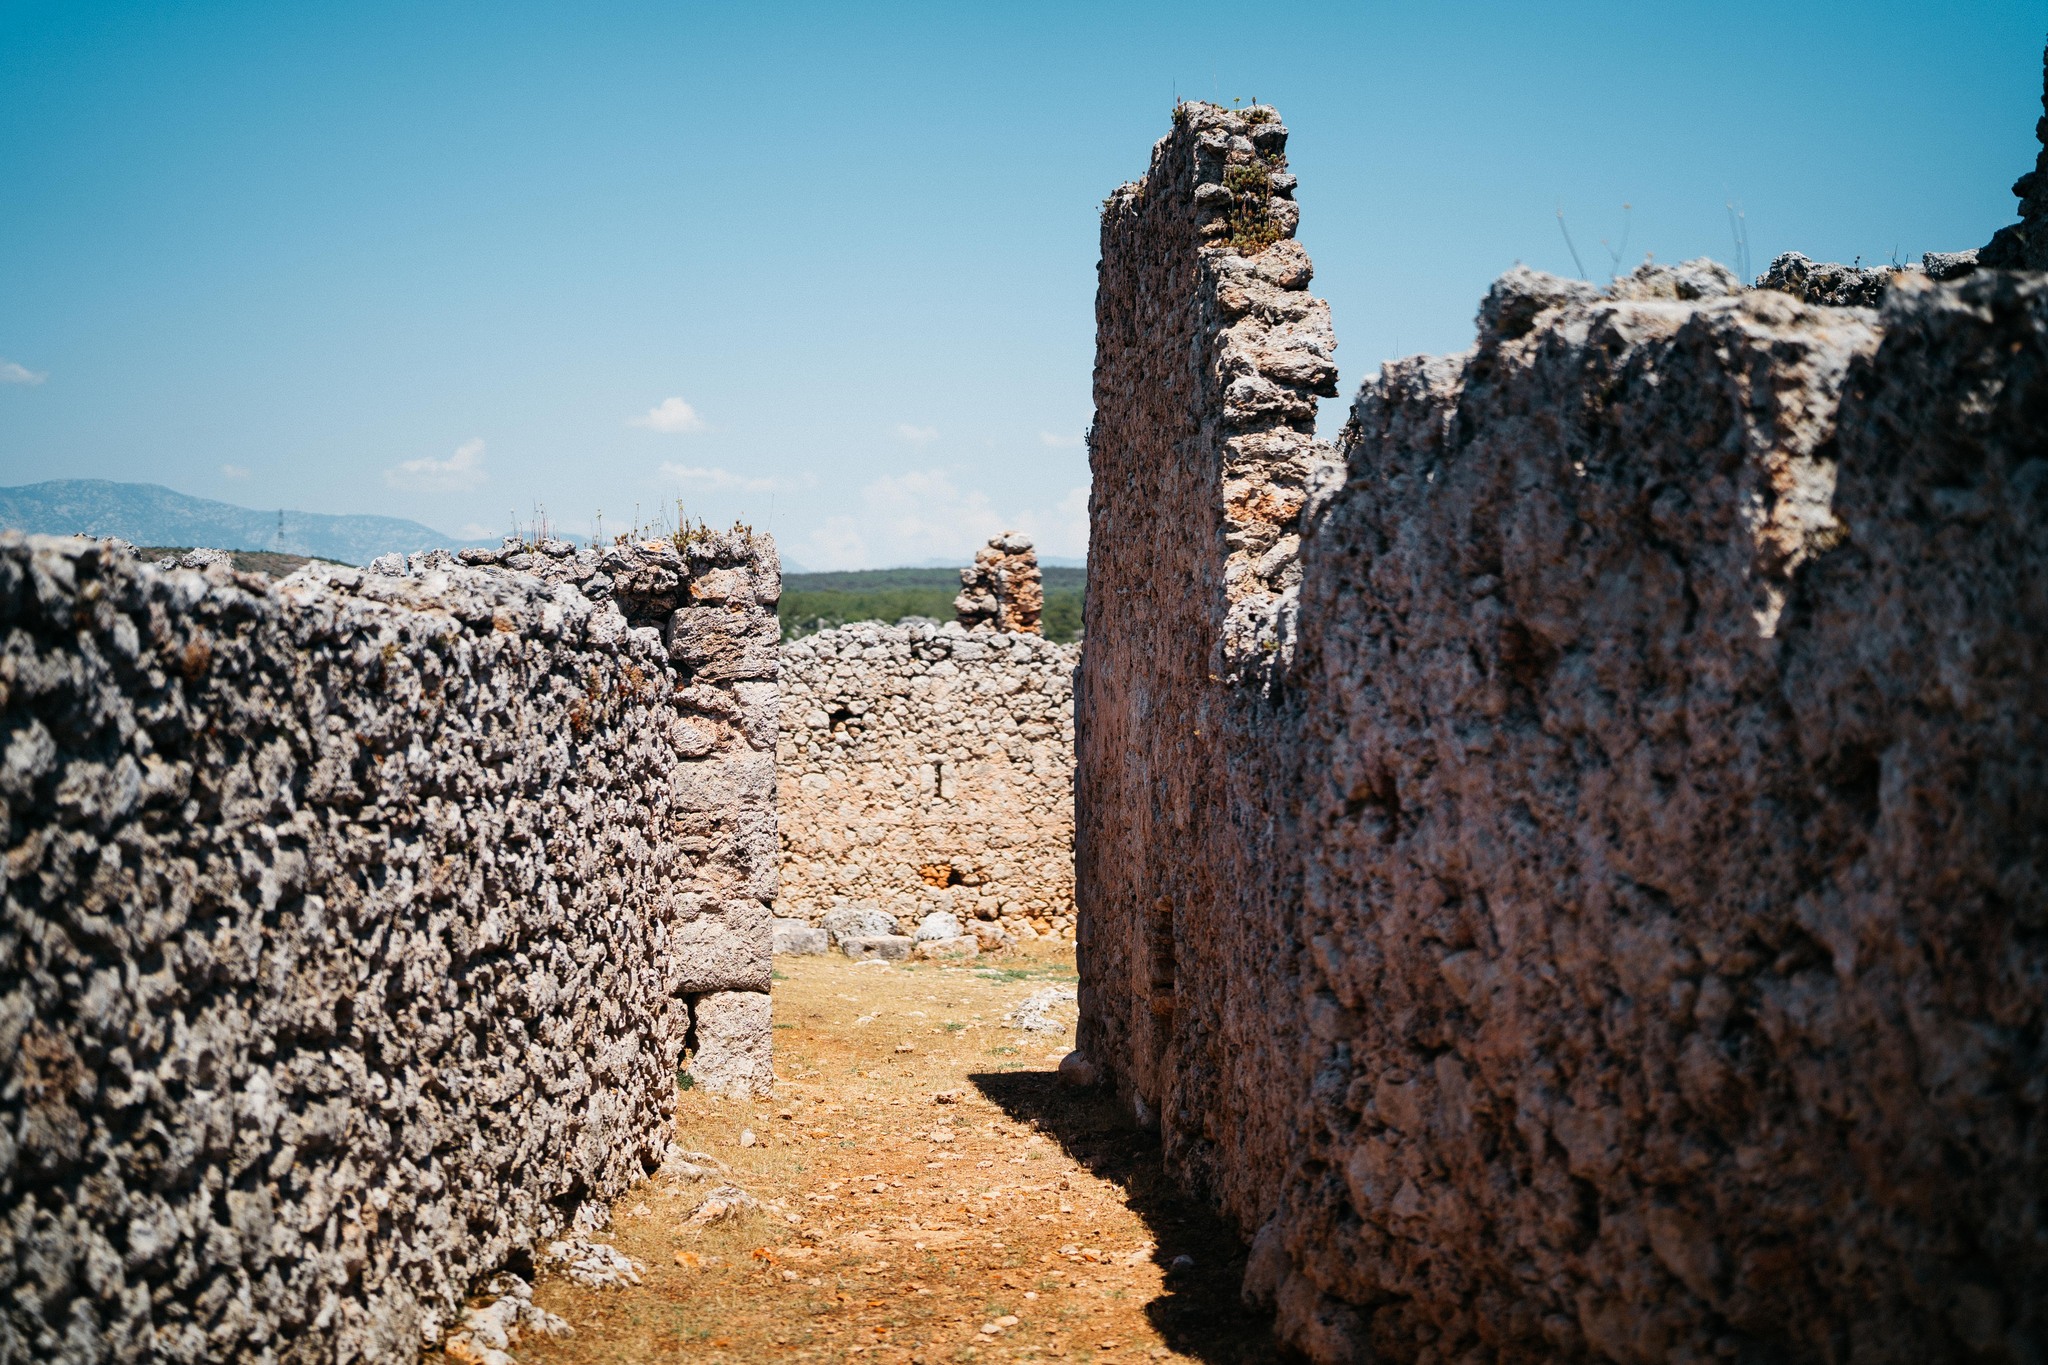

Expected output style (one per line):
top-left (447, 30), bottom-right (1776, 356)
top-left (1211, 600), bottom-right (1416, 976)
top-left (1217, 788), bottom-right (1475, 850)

top-left (1, 532), bottom-right (778, 1363)
top-left (1079, 99), bottom-right (2048, 1362)
top-left (777, 620), bottom-right (1077, 944)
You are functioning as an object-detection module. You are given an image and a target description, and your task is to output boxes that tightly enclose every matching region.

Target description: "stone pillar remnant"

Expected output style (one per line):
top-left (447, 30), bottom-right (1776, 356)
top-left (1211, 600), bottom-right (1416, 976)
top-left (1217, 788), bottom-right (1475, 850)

top-left (954, 532), bottom-right (1044, 634)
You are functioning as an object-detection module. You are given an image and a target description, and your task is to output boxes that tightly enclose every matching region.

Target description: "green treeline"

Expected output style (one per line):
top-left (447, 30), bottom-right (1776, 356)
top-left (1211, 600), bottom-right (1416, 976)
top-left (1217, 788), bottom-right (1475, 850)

top-left (778, 566), bottom-right (1084, 643)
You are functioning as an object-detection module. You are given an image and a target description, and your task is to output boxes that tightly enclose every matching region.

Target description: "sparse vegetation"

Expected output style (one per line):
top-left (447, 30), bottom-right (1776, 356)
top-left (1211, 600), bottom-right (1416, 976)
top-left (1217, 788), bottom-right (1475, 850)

top-left (514, 946), bottom-right (1276, 1363)
top-left (1223, 160), bottom-right (1281, 254)
top-left (778, 567), bottom-right (1084, 643)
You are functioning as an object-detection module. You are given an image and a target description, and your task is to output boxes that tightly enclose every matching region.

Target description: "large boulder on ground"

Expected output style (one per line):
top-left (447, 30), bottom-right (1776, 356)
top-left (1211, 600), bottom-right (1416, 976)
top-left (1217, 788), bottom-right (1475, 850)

top-left (820, 904), bottom-right (899, 946)
top-left (771, 918), bottom-right (828, 955)
top-left (913, 937), bottom-right (978, 962)
top-left (840, 935), bottom-right (913, 962)
top-left (914, 910), bottom-right (963, 941)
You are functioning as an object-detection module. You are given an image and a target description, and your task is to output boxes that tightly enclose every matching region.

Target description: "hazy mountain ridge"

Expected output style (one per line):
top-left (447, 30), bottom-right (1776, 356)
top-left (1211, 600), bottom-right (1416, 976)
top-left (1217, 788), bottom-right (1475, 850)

top-left (0, 480), bottom-right (468, 566)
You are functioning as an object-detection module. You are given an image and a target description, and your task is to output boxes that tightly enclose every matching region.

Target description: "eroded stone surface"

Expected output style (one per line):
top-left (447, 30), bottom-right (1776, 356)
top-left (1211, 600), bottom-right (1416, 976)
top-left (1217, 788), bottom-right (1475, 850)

top-left (0, 532), bottom-right (777, 1363)
top-left (954, 533), bottom-right (1045, 635)
top-left (1982, 42), bottom-right (2048, 268)
top-left (1080, 98), bottom-right (2048, 1363)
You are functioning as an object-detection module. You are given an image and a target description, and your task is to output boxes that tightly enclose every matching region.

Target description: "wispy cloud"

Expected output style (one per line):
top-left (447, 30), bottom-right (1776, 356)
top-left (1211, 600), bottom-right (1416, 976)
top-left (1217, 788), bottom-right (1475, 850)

top-left (457, 521), bottom-right (502, 540)
top-left (893, 422), bottom-right (939, 444)
top-left (1, 360), bottom-right (47, 386)
top-left (1038, 431), bottom-right (1083, 449)
top-left (658, 462), bottom-right (804, 494)
top-left (220, 463), bottom-right (251, 479)
top-left (629, 397), bottom-right (706, 433)
top-left (385, 437), bottom-right (488, 492)
top-left (802, 470), bottom-right (1090, 570)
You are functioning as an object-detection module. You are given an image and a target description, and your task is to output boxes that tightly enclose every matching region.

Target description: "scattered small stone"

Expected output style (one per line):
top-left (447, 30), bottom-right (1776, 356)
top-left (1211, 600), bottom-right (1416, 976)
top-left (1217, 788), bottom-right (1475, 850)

top-left (1058, 1050), bottom-right (1100, 1089)
top-left (687, 1184), bottom-right (760, 1228)
top-left (542, 1237), bottom-right (645, 1289)
top-left (739, 1128), bottom-right (757, 1147)
top-left (1007, 986), bottom-right (1079, 1034)
top-left (441, 1272), bottom-right (571, 1365)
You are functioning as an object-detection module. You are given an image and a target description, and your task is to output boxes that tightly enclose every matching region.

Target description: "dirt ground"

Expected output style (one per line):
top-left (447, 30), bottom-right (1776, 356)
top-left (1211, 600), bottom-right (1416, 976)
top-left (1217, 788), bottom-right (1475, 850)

top-left (507, 943), bottom-right (1279, 1363)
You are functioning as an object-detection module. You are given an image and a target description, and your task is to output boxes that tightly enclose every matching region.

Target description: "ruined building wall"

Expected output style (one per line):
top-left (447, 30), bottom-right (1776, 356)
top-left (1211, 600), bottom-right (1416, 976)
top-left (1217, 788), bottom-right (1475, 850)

top-left (954, 533), bottom-right (1045, 635)
top-left (1079, 100), bottom-right (2048, 1362)
top-left (1, 532), bottom-right (779, 1364)
top-left (777, 620), bottom-right (1077, 943)
top-left (1076, 99), bottom-right (1336, 1202)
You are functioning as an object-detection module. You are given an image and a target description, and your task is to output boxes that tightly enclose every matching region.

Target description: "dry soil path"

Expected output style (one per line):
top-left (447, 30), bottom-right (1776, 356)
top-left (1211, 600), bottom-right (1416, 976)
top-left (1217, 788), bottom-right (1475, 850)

top-left (511, 944), bottom-right (1278, 1363)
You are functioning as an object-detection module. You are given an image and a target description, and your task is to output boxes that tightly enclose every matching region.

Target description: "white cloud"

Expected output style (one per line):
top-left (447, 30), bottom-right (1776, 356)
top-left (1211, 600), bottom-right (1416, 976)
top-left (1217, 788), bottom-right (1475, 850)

top-left (1, 360), bottom-right (47, 386)
top-left (893, 423), bottom-right (939, 444)
top-left (1038, 430), bottom-right (1083, 449)
top-left (657, 461), bottom-right (797, 494)
top-left (629, 397), bottom-right (706, 433)
top-left (385, 437), bottom-right (488, 492)
top-left (219, 463), bottom-right (251, 479)
top-left (1046, 485), bottom-right (1090, 558)
top-left (801, 470), bottom-right (1089, 570)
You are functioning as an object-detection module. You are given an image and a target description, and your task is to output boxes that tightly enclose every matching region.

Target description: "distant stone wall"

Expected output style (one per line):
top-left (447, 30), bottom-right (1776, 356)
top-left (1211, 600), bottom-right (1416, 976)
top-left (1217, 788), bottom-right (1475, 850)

top-left (1, 532), bottom-right (778, 1363)
top-left (1079, 98), bottom-right (2048, 1362)
top-left (777, 620), bottom-right (1077, 944)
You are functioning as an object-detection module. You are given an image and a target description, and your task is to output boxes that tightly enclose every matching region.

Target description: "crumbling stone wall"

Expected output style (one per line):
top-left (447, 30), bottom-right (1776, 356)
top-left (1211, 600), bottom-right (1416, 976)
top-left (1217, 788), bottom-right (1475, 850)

top-left (1982, 42), bottom-right (2048, 269)
top-left (1075, 98), bottom-right (1337, 1197)
top-left (1079, 99), bottom-right (2047, 1362)
top-left (954, 533), bottom-right (1045, 635)
top-left (1, 531), bottom-right (778, 1363)
top-left (777, 619), bottom-right (1077, 945)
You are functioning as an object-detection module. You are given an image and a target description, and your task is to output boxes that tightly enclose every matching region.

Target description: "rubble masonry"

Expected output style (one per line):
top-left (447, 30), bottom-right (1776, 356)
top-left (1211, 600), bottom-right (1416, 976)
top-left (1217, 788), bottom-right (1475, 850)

top-left (1078, 99), bottom-right (2047, 1361)
top-left (0, 531), bottom-right (778, 1363)
top-left (776, 615), bottom-right (1077, 946)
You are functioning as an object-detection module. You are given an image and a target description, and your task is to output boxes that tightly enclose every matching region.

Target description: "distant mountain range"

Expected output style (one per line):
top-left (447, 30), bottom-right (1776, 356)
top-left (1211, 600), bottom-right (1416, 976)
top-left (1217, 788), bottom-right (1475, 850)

top-left (0, 479), bottom-right (1089, 574)
top-left (0, 480), bottom-right (471, 566)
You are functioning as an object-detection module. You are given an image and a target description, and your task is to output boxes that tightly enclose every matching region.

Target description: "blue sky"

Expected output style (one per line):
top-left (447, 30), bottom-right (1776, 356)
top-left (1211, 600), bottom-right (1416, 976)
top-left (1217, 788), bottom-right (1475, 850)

top-left (0, 1), bottom-right (2040, 569)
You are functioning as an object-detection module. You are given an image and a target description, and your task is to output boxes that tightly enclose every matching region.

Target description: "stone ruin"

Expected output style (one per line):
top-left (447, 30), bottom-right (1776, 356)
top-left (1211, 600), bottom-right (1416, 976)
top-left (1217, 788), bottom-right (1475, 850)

top-left (1076, 79), bottom-right (2047, 1364)
top-left (772, 533), bottom-right (1078, 961)
top-left (953, 532), bottom-right (1046, 635)
top-left (0, 531), bottom-right (778, 1361)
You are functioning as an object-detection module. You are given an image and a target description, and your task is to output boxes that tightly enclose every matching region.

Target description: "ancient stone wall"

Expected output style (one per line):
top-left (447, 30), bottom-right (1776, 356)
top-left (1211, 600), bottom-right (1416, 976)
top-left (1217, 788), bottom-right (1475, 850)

top-left (954, 533), bottom-right (1045, 635)
top-left (1076, 99), bottom-right (1336, 1199)
top-left (1, 531), bottom-right (779, 1363)
top-left (1079, 100), bottom-right (2047, 1362)
top-left (776, 619), bottom-right (1077, 946)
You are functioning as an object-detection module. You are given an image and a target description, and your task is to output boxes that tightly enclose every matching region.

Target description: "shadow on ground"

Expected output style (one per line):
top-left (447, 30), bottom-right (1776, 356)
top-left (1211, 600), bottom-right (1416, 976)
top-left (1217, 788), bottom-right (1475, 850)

top-left (971, 1069), bottom-right (1282, 1364)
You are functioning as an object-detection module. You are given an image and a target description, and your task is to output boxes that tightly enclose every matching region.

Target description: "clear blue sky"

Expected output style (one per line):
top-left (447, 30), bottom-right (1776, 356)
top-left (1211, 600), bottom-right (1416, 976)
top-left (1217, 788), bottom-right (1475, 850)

top-left (1, 1), bottom-right (2040, 569)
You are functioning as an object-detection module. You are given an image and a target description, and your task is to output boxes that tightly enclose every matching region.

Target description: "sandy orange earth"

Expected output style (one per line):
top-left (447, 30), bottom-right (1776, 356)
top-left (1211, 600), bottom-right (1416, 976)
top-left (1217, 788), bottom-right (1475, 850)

top-left (488, 943), bottom-right (1278, 1363)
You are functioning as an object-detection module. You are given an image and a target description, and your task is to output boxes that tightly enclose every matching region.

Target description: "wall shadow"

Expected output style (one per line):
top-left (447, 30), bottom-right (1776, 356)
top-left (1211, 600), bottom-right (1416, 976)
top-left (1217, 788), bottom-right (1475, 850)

top-left (969, 1069), bottom-right (1282, 1364)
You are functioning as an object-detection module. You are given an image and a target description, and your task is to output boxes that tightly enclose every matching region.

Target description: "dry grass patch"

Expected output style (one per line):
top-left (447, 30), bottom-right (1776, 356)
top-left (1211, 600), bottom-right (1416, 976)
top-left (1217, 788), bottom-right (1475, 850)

top-left (504, 943), bottom-right (1274, 1363)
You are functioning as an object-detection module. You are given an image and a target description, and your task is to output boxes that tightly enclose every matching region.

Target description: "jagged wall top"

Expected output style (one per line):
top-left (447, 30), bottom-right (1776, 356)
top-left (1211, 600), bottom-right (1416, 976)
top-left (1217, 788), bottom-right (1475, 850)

top-left (955, 533), bottom-right (1044, 635)
top-left (1983, 40), bottom-right (2048, 269)
top-left (1095, 101), bottom-right (1339, 685)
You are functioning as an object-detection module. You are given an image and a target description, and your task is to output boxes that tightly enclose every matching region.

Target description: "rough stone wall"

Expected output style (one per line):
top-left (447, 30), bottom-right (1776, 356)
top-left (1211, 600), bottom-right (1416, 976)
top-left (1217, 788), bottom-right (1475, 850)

top-left (1, 531), bottom-right (778, 1364)
top-left (954, 533), bottom-right (1045, 635)
top-left (776, 620), bottom-right (1077, 944)
top-left (1080, 100), bottom-right (2048, 1363)
top-left (1075, 98), bottom-right (1336, 1199)
top-left (1982, 41), bottom-right (2048, 269)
